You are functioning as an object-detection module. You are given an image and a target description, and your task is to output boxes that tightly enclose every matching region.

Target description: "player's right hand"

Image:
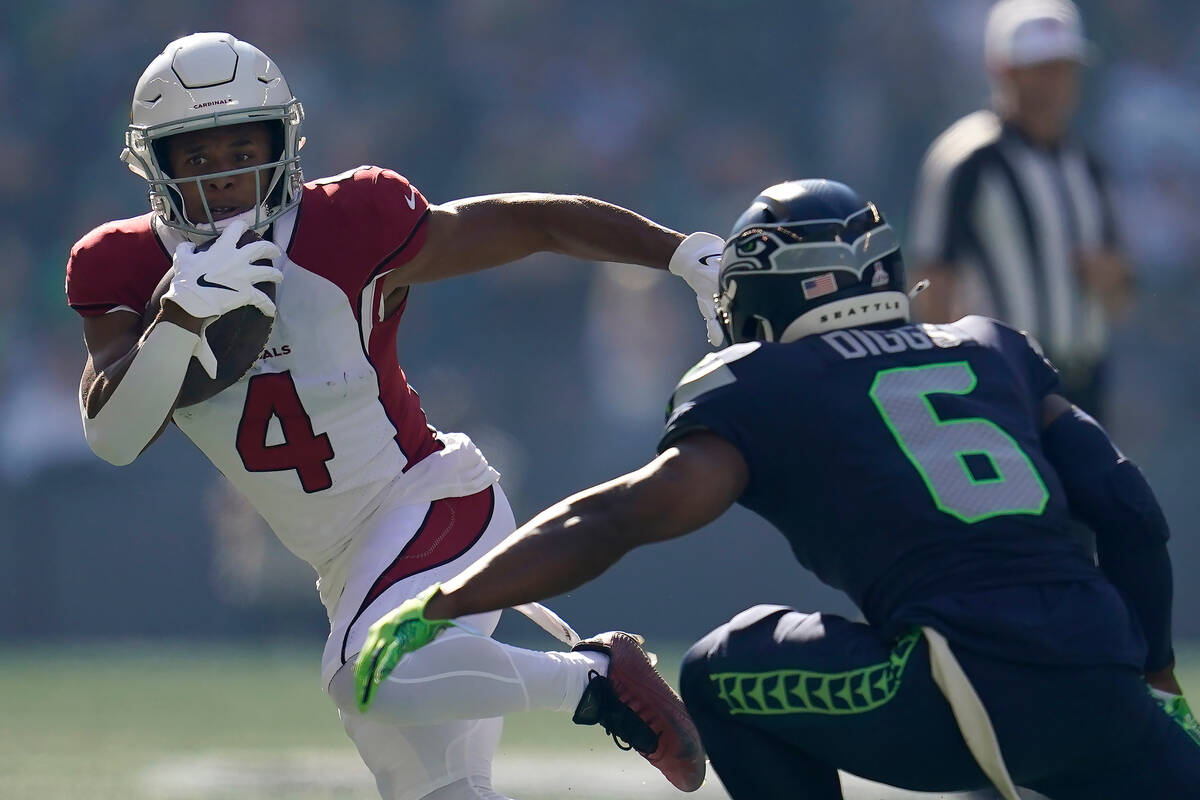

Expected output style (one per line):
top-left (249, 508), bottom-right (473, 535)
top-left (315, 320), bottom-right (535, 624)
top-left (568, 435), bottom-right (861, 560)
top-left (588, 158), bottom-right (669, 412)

top-left (355, 584), bottom-right (455, 713)
top-left (163, 220), bottom-right (283, 321)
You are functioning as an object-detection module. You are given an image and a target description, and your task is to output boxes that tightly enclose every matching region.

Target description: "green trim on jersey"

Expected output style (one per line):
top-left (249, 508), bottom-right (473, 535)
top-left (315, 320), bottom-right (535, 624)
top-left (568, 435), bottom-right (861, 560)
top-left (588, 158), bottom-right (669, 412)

top-left (708, 629), bottom-right (920, 716)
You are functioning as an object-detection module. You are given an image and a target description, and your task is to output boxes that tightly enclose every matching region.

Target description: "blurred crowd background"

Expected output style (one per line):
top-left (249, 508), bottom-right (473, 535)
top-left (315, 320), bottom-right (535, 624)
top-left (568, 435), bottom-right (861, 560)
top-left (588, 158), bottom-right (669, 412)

top-left (2, 0), bottom-right (1198, 651)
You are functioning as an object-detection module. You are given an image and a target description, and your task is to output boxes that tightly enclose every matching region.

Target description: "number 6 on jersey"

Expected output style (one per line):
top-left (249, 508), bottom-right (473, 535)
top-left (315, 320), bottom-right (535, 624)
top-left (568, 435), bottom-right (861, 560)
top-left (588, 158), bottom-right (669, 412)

top-left (868, 362), bottom-right (1048, 524)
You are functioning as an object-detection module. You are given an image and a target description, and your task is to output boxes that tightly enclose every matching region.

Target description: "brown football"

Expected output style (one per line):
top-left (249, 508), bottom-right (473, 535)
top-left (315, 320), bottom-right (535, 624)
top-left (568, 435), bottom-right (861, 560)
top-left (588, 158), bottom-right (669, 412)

top-left (143, 228), bottom-right (277, 408)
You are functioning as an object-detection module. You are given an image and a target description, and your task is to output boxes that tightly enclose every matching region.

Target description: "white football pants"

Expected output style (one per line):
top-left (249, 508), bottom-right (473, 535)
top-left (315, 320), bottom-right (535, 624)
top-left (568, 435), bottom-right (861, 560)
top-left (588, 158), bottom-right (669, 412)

top-left (323, 484), bottom-right (606, 800)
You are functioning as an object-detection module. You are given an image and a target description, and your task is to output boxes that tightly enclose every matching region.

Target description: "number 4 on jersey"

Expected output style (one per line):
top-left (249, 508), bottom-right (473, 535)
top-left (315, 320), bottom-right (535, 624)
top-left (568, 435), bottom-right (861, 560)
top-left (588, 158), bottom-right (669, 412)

top-left (236, 371), bottom-right (335, 493)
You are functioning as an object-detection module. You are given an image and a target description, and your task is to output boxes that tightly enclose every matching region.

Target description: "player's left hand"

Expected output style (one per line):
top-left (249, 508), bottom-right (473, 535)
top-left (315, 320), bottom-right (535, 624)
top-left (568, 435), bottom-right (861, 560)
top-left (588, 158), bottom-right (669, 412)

top-left (669, 232), bottom-right (725, 347)
top-left (355, 584), bottom-right (454, 712)
top-left (1150, 688), bottom-right (1200, 746)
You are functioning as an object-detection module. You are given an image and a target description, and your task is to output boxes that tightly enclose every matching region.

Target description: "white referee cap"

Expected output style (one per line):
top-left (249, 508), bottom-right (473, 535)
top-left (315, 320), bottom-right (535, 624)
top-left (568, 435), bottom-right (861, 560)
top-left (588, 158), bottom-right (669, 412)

top-left (984, 0), bottom-right (1094, 69)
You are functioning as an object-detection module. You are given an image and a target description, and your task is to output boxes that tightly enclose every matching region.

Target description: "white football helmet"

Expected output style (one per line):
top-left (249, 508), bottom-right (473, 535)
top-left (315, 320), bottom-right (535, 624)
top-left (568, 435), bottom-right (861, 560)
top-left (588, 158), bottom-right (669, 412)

top-left (121, 32), bottom-right (304, 237)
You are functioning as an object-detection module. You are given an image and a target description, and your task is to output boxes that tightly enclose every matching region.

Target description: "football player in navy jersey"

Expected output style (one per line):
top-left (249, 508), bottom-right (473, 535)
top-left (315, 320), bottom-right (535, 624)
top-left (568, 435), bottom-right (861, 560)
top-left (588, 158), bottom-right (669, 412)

top-left (363, 179), bottom-right (1200, 798)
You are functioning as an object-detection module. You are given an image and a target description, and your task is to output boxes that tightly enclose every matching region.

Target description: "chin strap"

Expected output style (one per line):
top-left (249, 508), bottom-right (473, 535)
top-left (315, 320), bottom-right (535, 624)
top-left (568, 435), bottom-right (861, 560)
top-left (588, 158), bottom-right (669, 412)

top-left (168, 204), bottom-right (272, 245)
top-left (210, 205), bottom-right (270, 233)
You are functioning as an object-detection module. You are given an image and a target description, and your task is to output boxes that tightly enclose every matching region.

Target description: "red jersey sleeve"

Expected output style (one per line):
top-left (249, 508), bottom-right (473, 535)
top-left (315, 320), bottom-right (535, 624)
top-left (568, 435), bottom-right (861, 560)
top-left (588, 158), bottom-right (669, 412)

top-left (368, 167), bottom-right (430, 275)
top-left (65, 213), bottom-right (171, 318)
top-left (288, 166), bottom-right (430, 302)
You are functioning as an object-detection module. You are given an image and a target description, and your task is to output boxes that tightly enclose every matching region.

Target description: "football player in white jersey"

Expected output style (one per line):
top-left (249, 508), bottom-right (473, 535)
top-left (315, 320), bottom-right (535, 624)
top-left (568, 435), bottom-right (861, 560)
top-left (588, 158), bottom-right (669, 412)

top-left (66, 33), bottom-right (721, 800)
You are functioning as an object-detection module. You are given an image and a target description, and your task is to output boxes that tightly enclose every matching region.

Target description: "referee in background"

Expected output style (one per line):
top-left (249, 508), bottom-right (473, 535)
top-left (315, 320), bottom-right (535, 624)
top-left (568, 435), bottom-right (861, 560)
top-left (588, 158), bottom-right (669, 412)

top-left (908, 0), bottom-right (1132, 421)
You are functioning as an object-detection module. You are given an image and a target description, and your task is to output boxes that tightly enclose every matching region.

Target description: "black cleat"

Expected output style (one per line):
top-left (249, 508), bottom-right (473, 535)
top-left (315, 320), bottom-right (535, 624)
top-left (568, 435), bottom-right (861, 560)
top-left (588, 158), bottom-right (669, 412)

top-left (572, 631), bottom-right (706, 792)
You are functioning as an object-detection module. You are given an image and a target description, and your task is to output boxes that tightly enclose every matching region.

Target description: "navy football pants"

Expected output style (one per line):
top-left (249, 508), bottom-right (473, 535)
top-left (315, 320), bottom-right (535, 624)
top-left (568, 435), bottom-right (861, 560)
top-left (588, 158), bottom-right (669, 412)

top-left (680, 605), bottom-right (1200, 799)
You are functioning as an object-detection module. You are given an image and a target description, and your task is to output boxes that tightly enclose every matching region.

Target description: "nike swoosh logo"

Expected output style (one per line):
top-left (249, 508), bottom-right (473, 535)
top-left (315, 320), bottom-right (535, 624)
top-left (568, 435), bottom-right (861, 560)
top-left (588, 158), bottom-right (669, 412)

top-left (699, 253), bottom-right (721, 267)
top-left (196, 274), bottom-right (237, 291)
top-left (405, 187), bottom-right (417, 210)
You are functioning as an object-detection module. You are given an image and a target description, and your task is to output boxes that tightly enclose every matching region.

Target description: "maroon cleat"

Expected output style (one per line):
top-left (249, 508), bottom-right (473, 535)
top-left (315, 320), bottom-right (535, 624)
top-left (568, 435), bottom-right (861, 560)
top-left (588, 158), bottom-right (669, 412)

top-left (572, 631), bottom-right (706, 792)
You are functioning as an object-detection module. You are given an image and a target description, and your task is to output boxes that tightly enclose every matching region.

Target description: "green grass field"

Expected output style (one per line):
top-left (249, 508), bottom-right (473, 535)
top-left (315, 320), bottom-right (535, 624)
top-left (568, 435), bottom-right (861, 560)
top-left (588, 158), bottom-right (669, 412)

top-left (0, 641), bottom-right (692, 800)
top-left (2, 642), bottom-right (1196, 800)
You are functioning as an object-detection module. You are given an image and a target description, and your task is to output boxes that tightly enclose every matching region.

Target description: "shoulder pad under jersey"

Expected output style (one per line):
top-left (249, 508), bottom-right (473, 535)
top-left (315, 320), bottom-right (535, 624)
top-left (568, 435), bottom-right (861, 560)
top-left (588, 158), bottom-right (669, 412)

top-left (667, 342), bottom-right (762, 417)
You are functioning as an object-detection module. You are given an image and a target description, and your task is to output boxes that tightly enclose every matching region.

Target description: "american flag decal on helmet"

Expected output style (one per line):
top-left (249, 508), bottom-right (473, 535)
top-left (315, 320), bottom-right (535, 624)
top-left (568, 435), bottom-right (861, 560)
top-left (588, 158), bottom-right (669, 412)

top-left (802, 272), bottom-right (838, 300)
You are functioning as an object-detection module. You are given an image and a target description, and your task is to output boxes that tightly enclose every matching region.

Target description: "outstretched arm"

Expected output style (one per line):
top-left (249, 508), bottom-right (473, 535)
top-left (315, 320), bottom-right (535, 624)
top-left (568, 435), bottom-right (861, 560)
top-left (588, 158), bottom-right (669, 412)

top-left (381, 193), bottom-right (725, 344)
top-left (426, 431), bottom-right (748, 620)
top-left (384, 194), bottom-right (685, 287)
top-left (354, 431), bottom-right (747, 710)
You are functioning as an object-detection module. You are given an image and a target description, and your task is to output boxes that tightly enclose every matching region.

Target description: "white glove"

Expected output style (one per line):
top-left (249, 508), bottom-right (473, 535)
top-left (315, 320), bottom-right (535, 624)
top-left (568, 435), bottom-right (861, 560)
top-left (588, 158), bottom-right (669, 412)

top-left (669, 231), bottom-right (725, 347)
top-left (162, 220), bottom-right (283, 377)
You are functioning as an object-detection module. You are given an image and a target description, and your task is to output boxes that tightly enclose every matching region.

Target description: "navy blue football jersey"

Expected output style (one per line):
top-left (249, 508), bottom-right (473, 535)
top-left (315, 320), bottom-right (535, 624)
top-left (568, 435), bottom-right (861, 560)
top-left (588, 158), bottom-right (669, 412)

top-left (661, 316), bottom-right (1145, 667)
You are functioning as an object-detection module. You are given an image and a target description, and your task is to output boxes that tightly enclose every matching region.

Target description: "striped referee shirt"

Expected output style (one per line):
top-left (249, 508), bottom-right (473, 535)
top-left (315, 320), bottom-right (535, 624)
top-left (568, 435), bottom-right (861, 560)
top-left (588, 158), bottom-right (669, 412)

top-left (909, 110), bottom-right (1119, 368)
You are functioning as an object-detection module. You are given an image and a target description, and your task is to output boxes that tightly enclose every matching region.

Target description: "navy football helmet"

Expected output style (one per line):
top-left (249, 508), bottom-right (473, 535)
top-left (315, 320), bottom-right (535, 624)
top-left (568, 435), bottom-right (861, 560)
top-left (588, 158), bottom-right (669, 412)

top-left (717, 180), bottom-right (909, 344)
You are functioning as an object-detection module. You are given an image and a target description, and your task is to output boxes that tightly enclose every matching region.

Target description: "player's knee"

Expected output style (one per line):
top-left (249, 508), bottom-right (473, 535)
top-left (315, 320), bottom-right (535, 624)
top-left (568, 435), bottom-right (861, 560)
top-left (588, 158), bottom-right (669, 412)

top-left (679, 606), bottom-right (793, 702)
top-left (680, 630), bottom-right (724, 714)
top-left (326, 658), bottom-right (422, 722)
top-left (726, 603), bottom-right (794, 631)
top-left (330, 667), bottom-right (428, 725)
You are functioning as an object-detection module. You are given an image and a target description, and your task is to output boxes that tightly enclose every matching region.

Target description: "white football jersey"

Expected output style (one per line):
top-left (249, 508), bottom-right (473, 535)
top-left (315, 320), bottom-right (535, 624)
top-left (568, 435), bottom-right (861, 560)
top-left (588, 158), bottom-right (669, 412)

top-left (67, 167), bottom-right (499, 611)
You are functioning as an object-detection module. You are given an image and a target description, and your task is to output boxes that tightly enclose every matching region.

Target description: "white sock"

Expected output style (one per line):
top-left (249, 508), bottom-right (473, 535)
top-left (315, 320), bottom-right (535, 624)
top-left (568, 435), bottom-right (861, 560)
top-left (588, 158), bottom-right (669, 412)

top-left (561, 650), bottom-right (609, 713)
top-left (330, 629), bottom-right (610, 724)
